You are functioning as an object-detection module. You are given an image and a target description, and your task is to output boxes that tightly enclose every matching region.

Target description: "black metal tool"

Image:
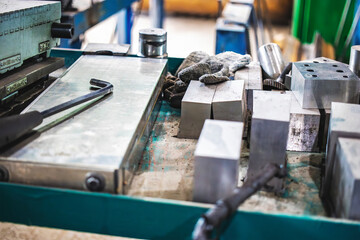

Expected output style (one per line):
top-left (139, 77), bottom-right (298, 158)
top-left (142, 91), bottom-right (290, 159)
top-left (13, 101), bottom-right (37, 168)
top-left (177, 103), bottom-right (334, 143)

top-left (192, 163), bottom-right (286, 240)
top-left (0, 79), bottom-right (113, 149)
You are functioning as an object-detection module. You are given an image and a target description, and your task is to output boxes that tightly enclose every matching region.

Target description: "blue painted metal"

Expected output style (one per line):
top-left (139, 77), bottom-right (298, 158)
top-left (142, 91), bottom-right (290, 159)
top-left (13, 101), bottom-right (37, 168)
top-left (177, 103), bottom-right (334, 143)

top-left (60, 0), bottom-right (135, 48)
top-left (215, 19), bottom-right (248, 54)
top-left (354, 0), bottom-right (360, 45)
top-left (116, 6), bottom-right (133, 45)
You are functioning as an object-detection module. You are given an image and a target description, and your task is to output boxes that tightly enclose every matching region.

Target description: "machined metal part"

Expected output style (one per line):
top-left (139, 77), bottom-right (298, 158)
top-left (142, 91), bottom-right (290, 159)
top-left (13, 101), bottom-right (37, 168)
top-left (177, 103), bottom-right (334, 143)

top-left (329, 138), bottom-right (360, 220)
top-left (322, 102), bottom-right (360, 199)
top-left (247, 91), bottom-right (290, 192)
top-left (291, 62), bottom-right (359, 109)
top-left (138, 28), bottom-right (167, 58)
top-left (0, 57), bottom-right (64, 100)
top-left (0, 55), bottom-right (167, 194)
top-left (349, 45), bottom-right (360, 77)
top-left (178, 81), bottom-right (216, 139)
top-left (212, 80), bottom-right (246, 122)
top-left (286, 91), bottom-right (320, 152)
top-left (234, 61), bottom-right (263, 111)
top-left (83, 43), bottom-right (130, 56)
top-left (193, 119), bottom-right (244, 204)
top-left (0, 1), bottom-right (61, 74)
top-left (319, 108), bottom-right (331, 152)
top-left (258, 43), bottom-right (285, 79)
top-left (192, 163), bottom-right (286, 240)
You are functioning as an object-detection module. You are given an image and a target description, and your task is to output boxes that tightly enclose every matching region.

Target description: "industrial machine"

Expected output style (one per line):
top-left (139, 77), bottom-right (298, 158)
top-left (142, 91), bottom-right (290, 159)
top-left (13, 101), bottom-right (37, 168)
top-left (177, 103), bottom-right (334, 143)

top-left (0, 0), bottom-right (73, 116)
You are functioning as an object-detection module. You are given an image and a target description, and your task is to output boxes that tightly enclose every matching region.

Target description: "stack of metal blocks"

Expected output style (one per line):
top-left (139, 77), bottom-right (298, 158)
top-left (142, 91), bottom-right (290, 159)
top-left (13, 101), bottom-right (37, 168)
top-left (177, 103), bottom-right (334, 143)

top-left (178, 80), bottom-right (246, 139)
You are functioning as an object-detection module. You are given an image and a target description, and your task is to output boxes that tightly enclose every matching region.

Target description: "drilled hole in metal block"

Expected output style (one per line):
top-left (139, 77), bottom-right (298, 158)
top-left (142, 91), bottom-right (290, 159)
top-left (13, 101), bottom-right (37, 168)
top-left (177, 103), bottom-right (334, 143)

top-left (312, 75), bottom-right (318, 77)
top-left (336, 69), bottom-right (344, 73)
top-left (332, 64), bottom-right (338, 67)
top-left (313, 61), bottom-right (319, 63)
top-left (304, 64), bottom-right (310, 67)
top-left (323, 59), bottom-right (328, 62)
top-left (343, 75), bottom-right (348, 78)
top-left (307, 69), bottom-right (314, 72)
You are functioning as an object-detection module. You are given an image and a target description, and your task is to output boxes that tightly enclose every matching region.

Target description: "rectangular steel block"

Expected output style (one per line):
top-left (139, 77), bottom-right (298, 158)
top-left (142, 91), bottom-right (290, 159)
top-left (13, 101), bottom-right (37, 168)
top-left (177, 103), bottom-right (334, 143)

top-left (319, 108), bottom-right (331, 152)
top-left (235, 61), bottom-right (263, 111)
top-left (247, 91), bottom-right (291, 192)
top-left (330, 138), bottom-right (360, 220)
top-left (212, 80), bottom-right (246, 122)
top-left (322, 102), bottom-right (360, 197)
top-left (193, 119), bottom-right (244, 203)
top-left (178, 81), bottom-right (216, 139)
top-left (291, 62), bottom-right (360, 109)
top-left (286, 91), bottom-right (321, 152)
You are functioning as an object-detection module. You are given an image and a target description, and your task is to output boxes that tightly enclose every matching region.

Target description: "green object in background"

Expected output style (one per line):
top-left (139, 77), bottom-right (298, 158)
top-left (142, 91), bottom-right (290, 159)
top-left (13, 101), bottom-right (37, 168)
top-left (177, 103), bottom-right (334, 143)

top-left (292, 0), bottom-right (356, 61)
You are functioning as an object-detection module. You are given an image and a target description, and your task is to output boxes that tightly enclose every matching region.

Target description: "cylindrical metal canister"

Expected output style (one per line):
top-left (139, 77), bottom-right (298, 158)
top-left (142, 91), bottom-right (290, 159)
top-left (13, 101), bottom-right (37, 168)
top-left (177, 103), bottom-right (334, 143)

top-left (258, 43), bottom-right (285, 79)
top-left (349, 45), bottom-right (360, 77)
top-left (138, 28), bottom-right (167, 58)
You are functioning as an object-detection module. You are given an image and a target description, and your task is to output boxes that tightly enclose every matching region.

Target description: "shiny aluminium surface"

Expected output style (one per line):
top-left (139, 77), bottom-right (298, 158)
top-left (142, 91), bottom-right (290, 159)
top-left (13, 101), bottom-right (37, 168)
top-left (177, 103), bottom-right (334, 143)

top-left (0, 55), bottom-right (167, 193)
top-left (178, 80), bottom-right (216, 139)
top-left (193, 119), bottom-right (244, 204)
top-left (258, 43), bottom-right (285, 79)
top-left (349, 45), bottom-right (360, 77)
top-left (212, 80), bottom-right (246, 122)
top-left (322, 102), bottom-right (360, 198)
top-left (330, 138), bottom-right (360, 220)
top-left (247, 91), bottom-right (291, 192)
top-left (291, 62), bottom-right (359, 109)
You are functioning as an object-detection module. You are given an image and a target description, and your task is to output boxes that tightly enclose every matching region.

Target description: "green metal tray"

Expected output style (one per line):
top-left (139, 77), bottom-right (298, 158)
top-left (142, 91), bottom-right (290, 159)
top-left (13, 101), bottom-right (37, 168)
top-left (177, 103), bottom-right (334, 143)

top-left (0, 49), bottom-right (359, 239)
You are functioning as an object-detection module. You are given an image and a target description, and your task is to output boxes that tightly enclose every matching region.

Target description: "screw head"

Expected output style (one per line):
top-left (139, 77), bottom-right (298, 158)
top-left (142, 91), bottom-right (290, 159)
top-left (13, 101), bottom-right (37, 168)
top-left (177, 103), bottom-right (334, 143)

top-left (0, 165), bottom-right (9, 182)
top-left (85, 173), bottom-right (105, 192)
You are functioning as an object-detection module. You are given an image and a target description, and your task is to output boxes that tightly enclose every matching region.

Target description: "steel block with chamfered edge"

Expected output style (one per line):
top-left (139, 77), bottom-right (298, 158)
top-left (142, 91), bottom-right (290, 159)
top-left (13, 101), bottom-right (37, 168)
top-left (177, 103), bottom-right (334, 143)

top-left (235, 61), bottom-right (263, 111)
top-left (329, 138), bottom-right (360, 220)
top-left (193, 119), bottom-right (244, 203)
top-left (177, 80), bottom-right (216, 139)
top-left (322, 102), bottom-right (360, 198)
top-left (286, 91), bottom-right (320, 152)
top-left (291, 62), bottom-right (359, 109)
top-left (247, 91), bottom-right (291, 192)
top-left (212, 80), bottom-right (246, 122)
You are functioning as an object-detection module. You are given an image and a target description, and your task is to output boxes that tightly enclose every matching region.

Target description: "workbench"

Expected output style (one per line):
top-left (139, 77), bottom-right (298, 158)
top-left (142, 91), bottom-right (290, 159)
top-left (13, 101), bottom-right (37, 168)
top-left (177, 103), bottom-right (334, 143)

top-left (0, 49), bottom-right (359, 239)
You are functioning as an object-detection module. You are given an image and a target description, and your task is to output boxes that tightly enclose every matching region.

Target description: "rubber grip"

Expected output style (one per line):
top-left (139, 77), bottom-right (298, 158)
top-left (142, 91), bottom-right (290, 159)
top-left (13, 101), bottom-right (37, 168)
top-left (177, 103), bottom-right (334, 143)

top-left (0, 111), bottom-right (43, 148)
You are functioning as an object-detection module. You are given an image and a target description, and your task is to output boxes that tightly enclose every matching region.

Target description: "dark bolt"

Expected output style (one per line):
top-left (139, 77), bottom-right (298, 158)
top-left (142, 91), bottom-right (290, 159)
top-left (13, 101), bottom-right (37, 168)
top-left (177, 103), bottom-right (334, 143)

top-left (85, 173), bottom-right (105, 192)
top-left (0, 165), bottom-right (9, 182)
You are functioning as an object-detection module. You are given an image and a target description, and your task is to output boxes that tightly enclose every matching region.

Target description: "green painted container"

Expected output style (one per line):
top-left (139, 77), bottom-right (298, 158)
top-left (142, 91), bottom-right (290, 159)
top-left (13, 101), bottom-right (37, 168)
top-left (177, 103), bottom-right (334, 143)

top-left (0, 49), bottom-right (359, 239)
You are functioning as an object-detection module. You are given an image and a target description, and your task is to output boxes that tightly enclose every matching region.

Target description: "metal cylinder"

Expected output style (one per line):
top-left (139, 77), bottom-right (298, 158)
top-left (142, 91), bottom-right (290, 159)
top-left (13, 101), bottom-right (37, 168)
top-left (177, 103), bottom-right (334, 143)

top-left (258, 43), bottom-right (285, 79)
top-left (138, 28), bottom-right (167, 58)
top-left (349, 45), bottom-right (360, 77)
top-left (51, 22), bottom-right (74, 39)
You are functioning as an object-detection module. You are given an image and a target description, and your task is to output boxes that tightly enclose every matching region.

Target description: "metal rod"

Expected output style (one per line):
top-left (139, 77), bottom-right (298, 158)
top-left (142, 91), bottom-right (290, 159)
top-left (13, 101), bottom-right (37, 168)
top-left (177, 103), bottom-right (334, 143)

top-left (40, 79), bottom-right (113, 118)
top-left (340, 5), bottom-right (360, 60)
top-left (334, 0), bottom-right (351, 49)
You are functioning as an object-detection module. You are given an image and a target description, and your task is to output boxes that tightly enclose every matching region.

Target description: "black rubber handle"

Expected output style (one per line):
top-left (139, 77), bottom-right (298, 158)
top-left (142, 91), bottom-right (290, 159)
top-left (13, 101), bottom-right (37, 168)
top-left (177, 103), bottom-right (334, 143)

top-left (0, 111), bottom-right (43, 149)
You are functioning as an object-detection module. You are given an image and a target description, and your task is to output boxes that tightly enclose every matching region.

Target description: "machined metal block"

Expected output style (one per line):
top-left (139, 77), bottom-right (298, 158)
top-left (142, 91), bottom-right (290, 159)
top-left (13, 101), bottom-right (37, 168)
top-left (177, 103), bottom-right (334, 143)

top-left (193, 119), bottom-right (244, 203)
top-left (291, 62), bottom-right (359, 109)
top-left (329, 138), bottom-right (360, 220)
top-left (0, 55), bottom-right (167, 194)
top-left (286, 91), bottom-right (320, 152)
top-left (235, 61), bottom-right (263, 111)
top-left (247, 91), bottom-right (291, 192)
top-left (178, 81), bottom-right (216, 139)
top-left (212, 80), bottom-right (246, 122)
top-left (319, 108), bottom-right (331, 152)
top-left (322, 102), bottom-right (360, 198)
